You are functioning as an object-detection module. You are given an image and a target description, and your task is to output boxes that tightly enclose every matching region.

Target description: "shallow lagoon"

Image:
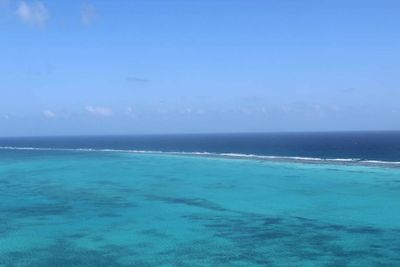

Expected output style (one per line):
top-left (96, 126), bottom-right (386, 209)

top-left (0, 149), bottom-right (400, 266)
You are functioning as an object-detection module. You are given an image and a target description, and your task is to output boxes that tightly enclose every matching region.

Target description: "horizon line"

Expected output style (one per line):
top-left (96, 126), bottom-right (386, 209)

top-left (1, 129), bottom-right (400, 139)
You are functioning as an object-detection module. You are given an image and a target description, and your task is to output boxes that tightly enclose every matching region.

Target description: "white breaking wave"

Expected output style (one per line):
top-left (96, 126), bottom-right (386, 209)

top-left (0, 146), bottom-right (399, 167)
top-left (361, 160), bottom-right (400, 165)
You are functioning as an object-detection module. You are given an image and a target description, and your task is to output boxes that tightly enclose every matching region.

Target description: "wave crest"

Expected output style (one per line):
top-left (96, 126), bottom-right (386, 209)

top-left (1, 146), bottom-right (399, 167)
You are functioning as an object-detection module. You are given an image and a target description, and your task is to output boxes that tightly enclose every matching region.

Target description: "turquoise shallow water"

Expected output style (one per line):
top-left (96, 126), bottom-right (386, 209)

top-left (1, 149), bottom-right (400, 266)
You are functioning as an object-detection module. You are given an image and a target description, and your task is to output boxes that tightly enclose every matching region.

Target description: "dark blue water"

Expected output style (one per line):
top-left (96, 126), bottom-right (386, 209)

top-left (1, 131), bottom-right (400, 162)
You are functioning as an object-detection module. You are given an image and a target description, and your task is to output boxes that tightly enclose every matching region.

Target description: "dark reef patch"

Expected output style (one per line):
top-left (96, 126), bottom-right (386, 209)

top-left (139, 229), bottom-right (170, 239)
top-left (178, 212), bottom-right (400, 266)
top-left (0, 240), bottom-right (139, 267)
top-left (1, 203), bottom-right (72, 217)
top-left (145, 195), bottom-right (229, 212)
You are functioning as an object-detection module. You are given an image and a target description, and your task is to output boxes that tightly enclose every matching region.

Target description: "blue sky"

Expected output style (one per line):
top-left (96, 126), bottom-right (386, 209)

top-left (1, 0), bottom-right (399, 136)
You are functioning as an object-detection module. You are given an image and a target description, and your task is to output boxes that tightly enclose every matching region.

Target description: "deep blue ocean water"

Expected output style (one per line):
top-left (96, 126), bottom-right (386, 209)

top-left (0, 132), bottom-right (400, 266)
top-left (1, 131), bottom-right (400, 164)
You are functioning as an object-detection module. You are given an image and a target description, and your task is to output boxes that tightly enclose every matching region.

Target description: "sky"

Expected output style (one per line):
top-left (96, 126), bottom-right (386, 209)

top-left (1, 0), bottom-right (400, 136)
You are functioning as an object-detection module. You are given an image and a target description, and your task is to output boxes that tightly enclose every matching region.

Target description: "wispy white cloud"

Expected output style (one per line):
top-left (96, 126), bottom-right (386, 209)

top-left (126, 106), bottom-right (139, 118)
top-left (1, 114), bottom-right (10, 120)
top-left (85, 106), bottom-right (113, 116)
top-left (43, 110), bottom-right (56, 119)
top-left (178, 108), bottom-right (207, 116)
top-left (16, 1), bottom-right (48, 26)
top-left (330, 105), bottom-right (344, 112)
top-left (81, 4), bottom-right (97, 26)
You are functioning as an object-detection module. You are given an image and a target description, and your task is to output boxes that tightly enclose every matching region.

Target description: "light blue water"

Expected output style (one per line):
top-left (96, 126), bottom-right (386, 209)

top-left (1, 149), bottom-right (400, 266)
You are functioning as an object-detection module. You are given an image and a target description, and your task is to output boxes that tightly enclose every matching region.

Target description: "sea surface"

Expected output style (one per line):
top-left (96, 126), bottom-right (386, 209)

top-left (0, 132), bottom-right (400, 266)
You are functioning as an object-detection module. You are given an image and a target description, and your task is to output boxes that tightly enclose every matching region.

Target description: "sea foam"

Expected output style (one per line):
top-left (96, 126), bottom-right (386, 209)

top-left (1, 146), bottom-right (399, 168)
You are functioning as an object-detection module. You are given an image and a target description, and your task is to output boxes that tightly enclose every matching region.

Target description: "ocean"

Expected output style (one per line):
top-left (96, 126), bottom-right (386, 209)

top-left (0, 132), bottom-right (400, 266)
